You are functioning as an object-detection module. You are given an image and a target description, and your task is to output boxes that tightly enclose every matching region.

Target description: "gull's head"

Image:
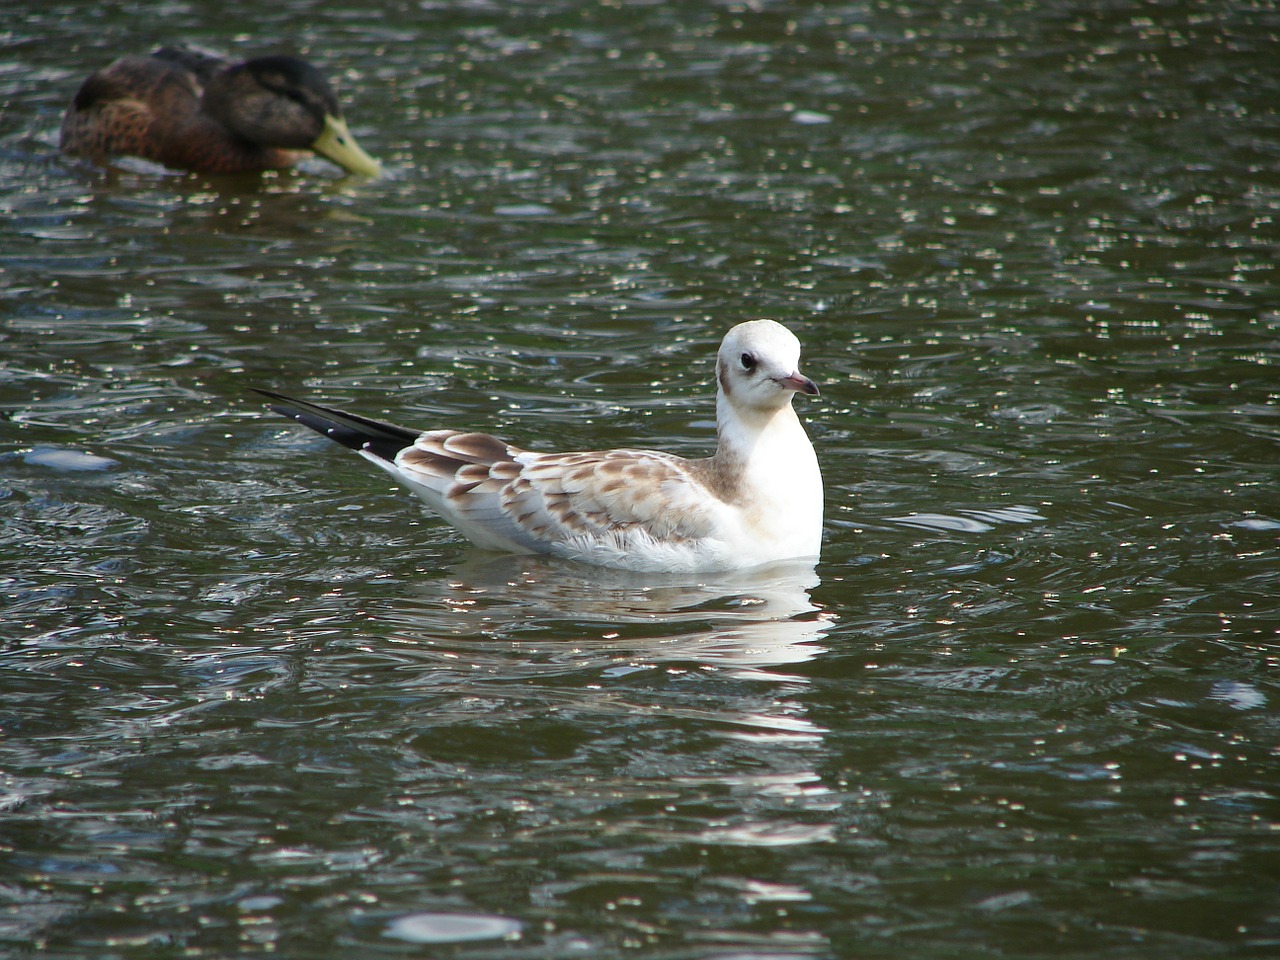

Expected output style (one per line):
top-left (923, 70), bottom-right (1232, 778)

top-left (716, 319), bottom-right (819, 416)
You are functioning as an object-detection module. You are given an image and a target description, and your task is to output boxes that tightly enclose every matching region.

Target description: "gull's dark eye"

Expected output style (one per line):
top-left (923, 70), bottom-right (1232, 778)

top-left (740, 352), bottom-right (756, 371)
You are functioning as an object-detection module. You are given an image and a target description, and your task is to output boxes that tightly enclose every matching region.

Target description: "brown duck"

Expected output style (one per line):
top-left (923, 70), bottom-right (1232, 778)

top-left (60, 47), bottom-right (382, 177)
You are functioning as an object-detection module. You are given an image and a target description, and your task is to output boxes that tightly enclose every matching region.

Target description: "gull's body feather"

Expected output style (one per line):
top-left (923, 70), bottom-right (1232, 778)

top-left (256, 320), bottom-right (823, 572)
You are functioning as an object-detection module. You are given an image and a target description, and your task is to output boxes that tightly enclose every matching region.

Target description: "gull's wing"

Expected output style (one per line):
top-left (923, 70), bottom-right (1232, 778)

top-left (256, 390), bottom-right (730, 564)
top-left (398, 435), bottom-right (726, 559)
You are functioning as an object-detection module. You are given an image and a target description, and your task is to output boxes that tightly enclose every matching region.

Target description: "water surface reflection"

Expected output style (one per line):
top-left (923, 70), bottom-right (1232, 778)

top-left (383, 554), bottom-right (833, 688)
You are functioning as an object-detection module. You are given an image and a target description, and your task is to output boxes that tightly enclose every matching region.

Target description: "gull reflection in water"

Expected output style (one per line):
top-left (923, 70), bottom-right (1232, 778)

top-left (382, 553), bottom-right (835, 685)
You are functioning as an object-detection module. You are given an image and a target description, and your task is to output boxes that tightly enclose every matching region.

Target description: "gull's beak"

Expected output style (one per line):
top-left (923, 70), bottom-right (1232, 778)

top-left (311, 114), bottom-right (383, 178)
top-left (779, 371), bottom-right (821, 397)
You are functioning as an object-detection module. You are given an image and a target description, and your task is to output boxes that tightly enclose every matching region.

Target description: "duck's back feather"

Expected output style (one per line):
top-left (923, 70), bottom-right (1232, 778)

top-left (61, 51), bottom-right (307, 173)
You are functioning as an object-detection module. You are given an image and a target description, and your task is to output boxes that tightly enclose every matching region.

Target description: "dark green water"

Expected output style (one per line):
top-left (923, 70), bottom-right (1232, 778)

top-left (2, 2), bottom-right (1278, 957)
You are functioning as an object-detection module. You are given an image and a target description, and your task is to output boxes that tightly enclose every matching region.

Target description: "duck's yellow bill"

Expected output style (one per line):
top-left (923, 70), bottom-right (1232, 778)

top-left (312, 114), bottom-right (382, 178)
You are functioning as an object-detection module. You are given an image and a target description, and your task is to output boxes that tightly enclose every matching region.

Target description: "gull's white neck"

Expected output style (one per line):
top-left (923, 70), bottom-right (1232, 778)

top-left (715, 391), bottom-right (805, 460)
top-left (713, 389), bottom-right (824, 560)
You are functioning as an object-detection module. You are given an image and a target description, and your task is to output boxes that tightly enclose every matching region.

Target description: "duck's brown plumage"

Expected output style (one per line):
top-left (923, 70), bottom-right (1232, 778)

top-left (60, 47), bottom-right (381, 176)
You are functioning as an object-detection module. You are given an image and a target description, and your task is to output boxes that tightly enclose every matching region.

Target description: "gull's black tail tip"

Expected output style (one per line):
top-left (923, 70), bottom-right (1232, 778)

top-left (252, 388), bottom-right (420, 462)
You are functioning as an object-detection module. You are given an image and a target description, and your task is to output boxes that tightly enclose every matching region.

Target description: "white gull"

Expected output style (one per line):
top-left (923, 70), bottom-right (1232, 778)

top-left (255, 319), bottom-right (823, 572)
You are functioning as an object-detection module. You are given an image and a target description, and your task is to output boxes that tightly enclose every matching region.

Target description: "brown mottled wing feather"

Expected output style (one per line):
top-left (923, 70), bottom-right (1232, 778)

top-left (396, 433), bottom-right (721, 554)
top-left (61, 56), bottom-right (200, 161)
top-left (394, 431), bottom-right (541, 551)
top-left (511, 451), bottom-right (717, 541)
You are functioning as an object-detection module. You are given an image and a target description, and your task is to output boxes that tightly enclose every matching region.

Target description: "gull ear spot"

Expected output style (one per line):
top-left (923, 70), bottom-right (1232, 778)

top-left (717, 357), bottom-right (733, 398)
